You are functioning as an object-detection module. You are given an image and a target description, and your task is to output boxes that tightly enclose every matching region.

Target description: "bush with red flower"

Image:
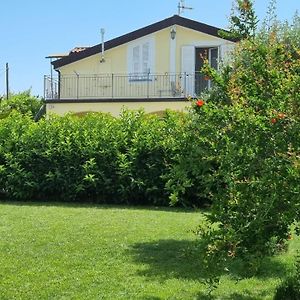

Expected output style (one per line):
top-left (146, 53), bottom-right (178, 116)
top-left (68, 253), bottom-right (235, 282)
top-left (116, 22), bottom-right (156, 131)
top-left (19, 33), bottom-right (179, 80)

top-left (172, 2), bottom-right (300, 274)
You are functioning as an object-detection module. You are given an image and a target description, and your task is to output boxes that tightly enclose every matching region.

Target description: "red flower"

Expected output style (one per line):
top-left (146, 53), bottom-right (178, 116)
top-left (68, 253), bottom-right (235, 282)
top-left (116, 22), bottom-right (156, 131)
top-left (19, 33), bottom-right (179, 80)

top-left (196, 99), bottom-right (205, 107)
top-left (271, 118), bottom-right (277, 124)
top-left (204, 75), bottom-right (211, 81)
top-left (277, 113), bottom-right (286, 119)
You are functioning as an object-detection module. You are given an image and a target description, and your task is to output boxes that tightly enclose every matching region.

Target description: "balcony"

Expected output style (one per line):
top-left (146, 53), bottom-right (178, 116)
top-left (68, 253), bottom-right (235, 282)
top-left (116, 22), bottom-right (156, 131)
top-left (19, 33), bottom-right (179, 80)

top-left (44, 72), bottom-right (209, 101)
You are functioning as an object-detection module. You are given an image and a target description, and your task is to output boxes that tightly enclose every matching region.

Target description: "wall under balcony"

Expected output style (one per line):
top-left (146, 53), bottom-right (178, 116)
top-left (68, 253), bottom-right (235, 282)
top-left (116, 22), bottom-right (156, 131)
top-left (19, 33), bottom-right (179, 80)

top-left (46, 98), bottom-right (191, 117)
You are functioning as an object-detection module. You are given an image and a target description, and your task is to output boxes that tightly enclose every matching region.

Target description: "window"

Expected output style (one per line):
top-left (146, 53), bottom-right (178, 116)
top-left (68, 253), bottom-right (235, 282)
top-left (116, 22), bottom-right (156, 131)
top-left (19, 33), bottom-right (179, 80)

top-left (133, 45), bottom-right (140, 74)
top-left (142, 42), bottom-right (149, 73)
top-left (209, 48), bottom-right (218, 71)
top-left (128, 39), bottom-right (153, 81)
top-left (208, 47), bottom-right (219, 89)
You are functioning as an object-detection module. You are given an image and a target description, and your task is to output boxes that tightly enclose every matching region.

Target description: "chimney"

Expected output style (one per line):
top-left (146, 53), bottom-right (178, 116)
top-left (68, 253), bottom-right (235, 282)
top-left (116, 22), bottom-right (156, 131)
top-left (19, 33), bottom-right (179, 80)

top-left (100, 28), bottom-right (105, 63)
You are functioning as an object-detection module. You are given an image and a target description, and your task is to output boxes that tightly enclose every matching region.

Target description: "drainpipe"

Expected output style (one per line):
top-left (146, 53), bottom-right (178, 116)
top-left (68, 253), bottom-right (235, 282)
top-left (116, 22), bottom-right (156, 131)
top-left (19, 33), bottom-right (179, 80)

top-left (56, 69), bottom-right (61, 100)
top-left (74, 71), bottom-right (79, 99)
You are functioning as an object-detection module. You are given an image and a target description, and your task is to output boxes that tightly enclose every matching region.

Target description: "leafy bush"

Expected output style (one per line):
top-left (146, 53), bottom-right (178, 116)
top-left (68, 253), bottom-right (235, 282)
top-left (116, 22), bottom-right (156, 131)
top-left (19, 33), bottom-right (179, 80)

top-left (189, 2), bottom-right (300, 264)
top-left (116, 110), bottom-right (185, 205)
top-left (0, 90), bottom-right (42, 119)
top-left (194, 102), bottom-right (299, 259)
top-left (274, 254), bottom-right (300, 300)
top-left (0, 109), bottom-right (210, 207)
top-left (274, 278), bottom-right (300, 300)
top-left (164, 104), bottom-right (222, 208)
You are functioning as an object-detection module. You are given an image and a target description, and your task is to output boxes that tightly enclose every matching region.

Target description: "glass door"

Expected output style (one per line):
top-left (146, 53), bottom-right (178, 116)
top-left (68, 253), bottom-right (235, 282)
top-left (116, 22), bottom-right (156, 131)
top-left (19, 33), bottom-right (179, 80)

top-left (195, 47), bottom-right (219, 95)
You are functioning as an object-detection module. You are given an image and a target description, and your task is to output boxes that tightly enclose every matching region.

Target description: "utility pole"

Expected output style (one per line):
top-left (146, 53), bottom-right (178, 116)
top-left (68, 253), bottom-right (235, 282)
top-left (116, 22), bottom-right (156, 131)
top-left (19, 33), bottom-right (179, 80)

top-left (5, 63), bottom-right (9, 100)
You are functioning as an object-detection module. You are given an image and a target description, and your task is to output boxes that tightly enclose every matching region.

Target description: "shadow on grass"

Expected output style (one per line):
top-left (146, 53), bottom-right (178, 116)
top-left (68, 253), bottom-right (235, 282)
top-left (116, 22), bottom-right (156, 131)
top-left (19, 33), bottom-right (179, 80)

top-left (0, 200), bottom-right (202, 214)
top-left (195, 290), bottom-right (271, 300)
top-left (129, 239), bottom-right (288, 297)
top-left (134, 291), bottom-right (262, 300)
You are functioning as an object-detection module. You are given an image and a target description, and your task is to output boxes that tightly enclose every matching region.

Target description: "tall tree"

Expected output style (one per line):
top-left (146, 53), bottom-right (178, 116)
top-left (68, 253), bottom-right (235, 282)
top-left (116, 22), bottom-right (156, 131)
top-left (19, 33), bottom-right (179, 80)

top-left (220, 0), bottom-right (259, 40)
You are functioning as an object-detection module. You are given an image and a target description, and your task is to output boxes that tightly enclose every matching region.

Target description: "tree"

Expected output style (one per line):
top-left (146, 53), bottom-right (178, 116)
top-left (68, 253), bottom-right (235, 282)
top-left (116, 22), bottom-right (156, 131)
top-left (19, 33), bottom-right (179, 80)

top-left (220, 0), bottom-right (259, 40)
top-left (188, 0), bottom-right (300, 279)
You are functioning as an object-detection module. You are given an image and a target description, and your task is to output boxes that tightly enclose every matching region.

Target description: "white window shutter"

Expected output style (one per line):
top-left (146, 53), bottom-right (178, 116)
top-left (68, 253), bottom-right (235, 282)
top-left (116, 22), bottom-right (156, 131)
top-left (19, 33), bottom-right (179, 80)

top-left (133, 45), bottom-right (140, 74)
top-left (142, 42), bottom-right (150, 74)
top-left (127, 36), bottom-right (154, 76)
top-left (220, 43), bottom-right (235, 65)
top-left (181, 46), bottom-right (195, 96)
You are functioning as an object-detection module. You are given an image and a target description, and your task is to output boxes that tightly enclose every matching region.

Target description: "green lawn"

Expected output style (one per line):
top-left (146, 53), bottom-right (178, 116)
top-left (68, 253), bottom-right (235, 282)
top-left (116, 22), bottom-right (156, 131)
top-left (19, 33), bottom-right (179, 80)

top-left (0, 202), bottom-right (298, 299)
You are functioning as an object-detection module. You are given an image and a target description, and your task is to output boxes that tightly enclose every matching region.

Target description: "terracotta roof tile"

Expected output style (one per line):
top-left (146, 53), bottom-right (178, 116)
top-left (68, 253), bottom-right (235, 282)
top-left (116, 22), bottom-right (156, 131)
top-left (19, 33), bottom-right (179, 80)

top-left (69, 47), bottom-right (90, 54)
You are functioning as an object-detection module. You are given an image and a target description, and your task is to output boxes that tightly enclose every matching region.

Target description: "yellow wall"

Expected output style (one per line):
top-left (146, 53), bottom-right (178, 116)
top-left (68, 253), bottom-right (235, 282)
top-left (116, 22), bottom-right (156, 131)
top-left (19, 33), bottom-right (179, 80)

top-left (46, 101), bottom-right (190, 117)
top-left (58, 44), bottom-right (127, 75)
top-left (154, 28), bottom-right (170, 73)
top-left (57, 26), bottom-right (229, 77)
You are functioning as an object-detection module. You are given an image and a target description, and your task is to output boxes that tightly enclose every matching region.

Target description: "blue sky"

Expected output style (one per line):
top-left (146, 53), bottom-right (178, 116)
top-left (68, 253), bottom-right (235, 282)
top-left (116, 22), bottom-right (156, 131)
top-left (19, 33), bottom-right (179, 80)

top-left (0, 0), bottom-right (299, 97)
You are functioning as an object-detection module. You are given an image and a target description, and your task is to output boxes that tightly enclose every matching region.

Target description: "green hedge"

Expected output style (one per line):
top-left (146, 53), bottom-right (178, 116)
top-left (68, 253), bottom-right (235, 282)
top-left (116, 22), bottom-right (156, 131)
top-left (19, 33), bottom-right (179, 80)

top-left (0, 90), bottom-right (42, 119)
top-left (0, 110), bottom-right (213, 207)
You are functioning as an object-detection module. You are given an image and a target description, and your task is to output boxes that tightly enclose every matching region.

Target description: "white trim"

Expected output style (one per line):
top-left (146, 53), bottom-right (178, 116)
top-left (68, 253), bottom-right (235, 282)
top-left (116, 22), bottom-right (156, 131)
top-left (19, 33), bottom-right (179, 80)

top-left (208, 47), bottom-right (219, 88)
top-left (169, 26), bottom-right (176, 75)
top-left (189, 41), bottom-right (222, 48)
top-left (186, 38), bottom-right (235, 48)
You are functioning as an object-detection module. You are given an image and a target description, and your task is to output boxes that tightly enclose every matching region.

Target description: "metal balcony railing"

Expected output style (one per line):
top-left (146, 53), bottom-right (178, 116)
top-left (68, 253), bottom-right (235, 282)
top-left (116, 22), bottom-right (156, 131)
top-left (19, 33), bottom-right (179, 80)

top-left (44, 72), bottom-right (209, 100)
top-left (44, 75), bottom-right (59, 99)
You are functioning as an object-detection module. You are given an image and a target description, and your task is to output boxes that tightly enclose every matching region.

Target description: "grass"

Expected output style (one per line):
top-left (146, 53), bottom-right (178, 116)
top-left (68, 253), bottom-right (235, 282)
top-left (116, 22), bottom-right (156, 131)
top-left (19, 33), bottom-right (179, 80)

top-left (0, 202), bottom-right (298, 299)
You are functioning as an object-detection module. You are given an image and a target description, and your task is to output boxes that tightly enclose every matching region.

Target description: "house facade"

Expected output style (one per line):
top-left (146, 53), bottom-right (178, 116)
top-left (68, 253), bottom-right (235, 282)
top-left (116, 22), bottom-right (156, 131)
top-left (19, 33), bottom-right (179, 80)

top-left (45, 15), bottom-right (235, 116)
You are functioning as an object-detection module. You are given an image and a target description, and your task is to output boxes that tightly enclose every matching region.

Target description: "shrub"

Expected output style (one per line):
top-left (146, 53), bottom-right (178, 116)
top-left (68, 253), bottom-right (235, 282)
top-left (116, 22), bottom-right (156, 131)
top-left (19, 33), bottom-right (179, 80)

top-left (0, 90), bottom-right (42, 119)
top-left (190, 3), bottom-right (300, 264)
top-left (274, 278), bottom-right (300, 300)
top-left (274, 254), bottom-right (300, 300)
top-left (0, 111), bottom-right (126, 202)
top-left (116, 110), bottom-right (186, 206)
top-left (0, 110), bottom-right (208, 207)
top-left (164, 103), bottom-right (223, 208)
top-left (193, 102), bottom-right (300, 259)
